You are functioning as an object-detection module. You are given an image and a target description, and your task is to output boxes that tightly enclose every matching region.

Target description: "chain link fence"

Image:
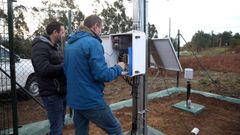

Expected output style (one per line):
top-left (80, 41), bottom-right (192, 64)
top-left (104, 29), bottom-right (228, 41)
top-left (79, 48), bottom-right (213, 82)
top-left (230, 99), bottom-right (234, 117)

top-left (1, 0), bottom-right (239, 135)
top-left (147, 35), bottom-right (240, 100)
top-left (0, 0), bottom-right (13, 134)
top-left (0, 1), bottom-right (77, 134)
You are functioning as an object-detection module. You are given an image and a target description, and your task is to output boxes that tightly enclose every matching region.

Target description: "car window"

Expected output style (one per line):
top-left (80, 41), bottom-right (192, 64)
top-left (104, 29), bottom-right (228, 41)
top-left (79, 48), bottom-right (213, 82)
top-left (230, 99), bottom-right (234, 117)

top-left (0, 47), bottom-right (10, 62)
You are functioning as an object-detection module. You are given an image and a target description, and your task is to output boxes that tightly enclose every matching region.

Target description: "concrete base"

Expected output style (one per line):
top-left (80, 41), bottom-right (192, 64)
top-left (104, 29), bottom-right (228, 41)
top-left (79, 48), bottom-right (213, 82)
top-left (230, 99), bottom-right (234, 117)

top-left (125, 126), bottom-right (165, 135)
top-left (172, 101), bottom-right (205, 115)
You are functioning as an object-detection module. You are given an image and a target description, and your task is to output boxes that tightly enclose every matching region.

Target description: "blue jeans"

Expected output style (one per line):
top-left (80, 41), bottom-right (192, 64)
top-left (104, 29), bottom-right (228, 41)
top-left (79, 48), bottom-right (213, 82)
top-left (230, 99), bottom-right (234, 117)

top-left (42, 95), bottom-right (66, 135)
top-left (73, 104), bottom-right (122, 135)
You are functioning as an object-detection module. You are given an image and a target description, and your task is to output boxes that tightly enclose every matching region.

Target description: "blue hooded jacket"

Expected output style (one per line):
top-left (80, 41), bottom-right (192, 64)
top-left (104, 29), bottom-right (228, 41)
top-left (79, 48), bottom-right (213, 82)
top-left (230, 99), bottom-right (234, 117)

top-left (64, 26), bottom-right (123, 110)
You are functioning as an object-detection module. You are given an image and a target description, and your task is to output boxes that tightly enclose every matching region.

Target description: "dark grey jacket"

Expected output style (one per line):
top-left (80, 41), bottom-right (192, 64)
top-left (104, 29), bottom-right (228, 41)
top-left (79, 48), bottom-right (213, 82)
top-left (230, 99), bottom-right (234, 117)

top-left (31, 36), bottom-right (66, 96)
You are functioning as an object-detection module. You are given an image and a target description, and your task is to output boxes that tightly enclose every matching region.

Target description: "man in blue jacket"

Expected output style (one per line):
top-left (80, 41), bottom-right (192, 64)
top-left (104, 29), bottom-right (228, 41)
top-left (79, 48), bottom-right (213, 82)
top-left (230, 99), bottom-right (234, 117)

top-left (64, 15), bottom-right (126, 135)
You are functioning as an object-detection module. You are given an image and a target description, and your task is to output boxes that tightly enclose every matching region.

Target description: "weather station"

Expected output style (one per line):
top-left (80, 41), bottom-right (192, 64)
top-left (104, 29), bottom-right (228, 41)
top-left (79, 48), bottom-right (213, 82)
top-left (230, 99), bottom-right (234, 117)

top-left (101, 0), bottom-right (183, 134)
top-left (173, 68), bottom-right (205, 115)
top-left (102, 33), bottom-right (184, 135)
top-left (102, 30), bottom-right (153, 134)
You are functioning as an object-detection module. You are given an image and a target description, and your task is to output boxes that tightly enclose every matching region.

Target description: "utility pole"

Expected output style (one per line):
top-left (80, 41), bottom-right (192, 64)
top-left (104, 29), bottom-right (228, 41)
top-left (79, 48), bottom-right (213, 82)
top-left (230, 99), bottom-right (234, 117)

top-left (127, 0), bottom-right (155, 135)
top-left (129, 1), bottom-right (146, 134)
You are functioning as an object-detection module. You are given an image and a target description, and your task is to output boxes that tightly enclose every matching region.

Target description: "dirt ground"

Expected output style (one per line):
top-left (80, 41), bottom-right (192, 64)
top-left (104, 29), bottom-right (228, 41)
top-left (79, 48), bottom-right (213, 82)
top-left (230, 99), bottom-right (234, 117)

top-left (1, 48), bottom-right (240, 135)
top-left (62, 93), bottom-right (240, 135)
top-left (4, 78), bottom-right (239, 135)
top-left (2, 73), bottom-right (237, 135)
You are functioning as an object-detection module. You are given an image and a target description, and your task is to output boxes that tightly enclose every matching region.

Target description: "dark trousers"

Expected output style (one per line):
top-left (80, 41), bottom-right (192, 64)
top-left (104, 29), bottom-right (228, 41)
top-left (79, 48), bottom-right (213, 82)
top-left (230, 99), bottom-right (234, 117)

top-left (73, 104), bottom-right (122, 135)
top-left (42, 95), bottom-right (66, 135)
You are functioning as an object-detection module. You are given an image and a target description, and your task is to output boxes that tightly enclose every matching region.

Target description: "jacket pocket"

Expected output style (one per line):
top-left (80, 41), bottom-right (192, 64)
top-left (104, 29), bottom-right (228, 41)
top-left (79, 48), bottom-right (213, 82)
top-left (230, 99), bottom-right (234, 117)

top-left (53, 79), bottom-right (61, 92)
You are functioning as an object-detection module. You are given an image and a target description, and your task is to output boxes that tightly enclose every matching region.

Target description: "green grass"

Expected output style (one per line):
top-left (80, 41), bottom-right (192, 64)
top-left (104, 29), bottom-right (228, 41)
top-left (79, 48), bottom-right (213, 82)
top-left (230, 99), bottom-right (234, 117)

top-left (199, 47), bottom-right (229, 56)
top-left (180, 47), bottom-right (230, 57)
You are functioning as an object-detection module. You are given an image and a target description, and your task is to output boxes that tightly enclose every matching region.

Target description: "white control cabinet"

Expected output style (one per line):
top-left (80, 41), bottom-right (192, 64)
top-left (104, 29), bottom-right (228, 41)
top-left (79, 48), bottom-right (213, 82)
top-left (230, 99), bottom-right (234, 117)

top-left (102, 31), bottom-right (146, 77)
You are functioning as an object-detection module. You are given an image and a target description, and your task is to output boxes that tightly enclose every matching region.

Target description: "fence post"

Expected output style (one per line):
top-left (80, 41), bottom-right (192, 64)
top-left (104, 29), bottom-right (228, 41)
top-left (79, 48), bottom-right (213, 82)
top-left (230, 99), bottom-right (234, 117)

top-left (7, 0), bottom-right (18, 134)
top-left (176, 29), bottom-right (180, 88)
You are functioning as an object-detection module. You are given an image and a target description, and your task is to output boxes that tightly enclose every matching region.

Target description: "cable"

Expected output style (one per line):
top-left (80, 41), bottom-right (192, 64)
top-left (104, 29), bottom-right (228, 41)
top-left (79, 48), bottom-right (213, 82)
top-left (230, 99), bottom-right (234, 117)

top-left (147, 68), bottom-right (160, 92)
top-left (159, 69), bottom-right (173, 96)
top-left (121, 75), bottom-right (133, 86)
top-left (146, 67), bottom-right (191, 133)
top-left (160, 69), bottom-right (192, 133)
top-left (180, 34), bottom-right (230, 96)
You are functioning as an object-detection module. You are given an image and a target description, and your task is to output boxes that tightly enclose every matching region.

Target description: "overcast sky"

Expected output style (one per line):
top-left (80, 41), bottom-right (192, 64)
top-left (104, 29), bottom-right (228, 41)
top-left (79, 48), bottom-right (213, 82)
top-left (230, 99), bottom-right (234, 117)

top-left (147, 0), bottom-right (240, 44)
top-left (16, 0), bottom-right (240, 44)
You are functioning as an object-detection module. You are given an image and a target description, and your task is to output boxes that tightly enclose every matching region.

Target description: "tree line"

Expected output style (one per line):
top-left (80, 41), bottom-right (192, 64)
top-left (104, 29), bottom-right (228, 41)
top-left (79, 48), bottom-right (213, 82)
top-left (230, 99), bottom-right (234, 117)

top-left (186, 30), bottom-right (240, 50)
top-left (1, 0), bottom-right (238, 57)
top-left (0, 0), bottom-right (158, 58)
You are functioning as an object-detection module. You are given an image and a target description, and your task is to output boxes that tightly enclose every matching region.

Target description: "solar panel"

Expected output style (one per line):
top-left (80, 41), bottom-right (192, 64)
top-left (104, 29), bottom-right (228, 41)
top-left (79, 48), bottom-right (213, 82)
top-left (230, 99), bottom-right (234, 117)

top-left (149, 38), bottom-right (182, 71)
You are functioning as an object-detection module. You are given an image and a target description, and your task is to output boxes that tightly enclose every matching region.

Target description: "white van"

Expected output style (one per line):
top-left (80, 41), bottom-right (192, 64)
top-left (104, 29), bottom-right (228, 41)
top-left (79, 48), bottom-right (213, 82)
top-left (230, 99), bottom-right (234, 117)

top-left (0, 45), bottom-right (39, 98)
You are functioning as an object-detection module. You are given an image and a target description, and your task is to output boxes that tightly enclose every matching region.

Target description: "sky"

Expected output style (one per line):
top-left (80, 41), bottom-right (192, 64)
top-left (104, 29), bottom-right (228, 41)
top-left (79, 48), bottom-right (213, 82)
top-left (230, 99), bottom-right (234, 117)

top-left (16, 0), bottom-right (240, 45)
top-left (147, 0), bottom-right (240, 43)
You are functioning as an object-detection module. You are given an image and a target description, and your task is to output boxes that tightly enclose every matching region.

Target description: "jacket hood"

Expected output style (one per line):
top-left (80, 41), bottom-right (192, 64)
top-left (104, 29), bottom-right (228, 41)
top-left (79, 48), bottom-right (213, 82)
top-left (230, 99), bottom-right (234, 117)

top-left (32, 36), bottom-right (53, 47)
top-left (67, 25), bottom-right (102, 44)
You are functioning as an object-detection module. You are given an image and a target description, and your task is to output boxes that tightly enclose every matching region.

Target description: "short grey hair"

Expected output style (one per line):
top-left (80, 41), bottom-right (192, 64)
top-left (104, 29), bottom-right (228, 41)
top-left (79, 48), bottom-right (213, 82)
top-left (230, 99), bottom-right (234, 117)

top-left (83, 15), bottom-right (102, 28)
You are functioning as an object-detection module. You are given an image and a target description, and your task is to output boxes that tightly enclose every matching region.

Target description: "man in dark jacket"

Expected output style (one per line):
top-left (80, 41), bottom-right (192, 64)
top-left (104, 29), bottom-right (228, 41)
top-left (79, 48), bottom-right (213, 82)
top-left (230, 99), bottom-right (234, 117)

top-left (31, 21), bottom-right (66, 135)
top-left (64, 15), bottom-right (126, 135)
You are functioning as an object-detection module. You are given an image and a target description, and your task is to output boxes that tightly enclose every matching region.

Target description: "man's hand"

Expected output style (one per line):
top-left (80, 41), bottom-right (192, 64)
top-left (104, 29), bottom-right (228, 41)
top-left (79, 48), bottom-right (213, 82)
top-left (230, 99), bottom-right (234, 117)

top-left (117, 62), bottom-right (126, 70)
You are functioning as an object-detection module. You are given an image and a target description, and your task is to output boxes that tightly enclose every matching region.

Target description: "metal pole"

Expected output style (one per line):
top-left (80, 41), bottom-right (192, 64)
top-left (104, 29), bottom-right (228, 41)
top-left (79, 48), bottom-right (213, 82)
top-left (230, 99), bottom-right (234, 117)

top-left (143, 0), bottom-right (149, 134)
top-left (186, 80), bottom-right (191, 109)
top-left (129, 0), bottom-right (153, 135)
top-left (131, 0), bottom-right (145, 134)
top-left (176, 30), bottom-right (180, 88)
top-left (131, 77), bottom-right (139, 134)
top-left (169, 17), bottom-right (171, 37)
top-left (68, 10), bottom-right (72, 35)
top-left (8, 0), bottom-right (18, 134)
top-left (133, 0), bottom-right (144, 31)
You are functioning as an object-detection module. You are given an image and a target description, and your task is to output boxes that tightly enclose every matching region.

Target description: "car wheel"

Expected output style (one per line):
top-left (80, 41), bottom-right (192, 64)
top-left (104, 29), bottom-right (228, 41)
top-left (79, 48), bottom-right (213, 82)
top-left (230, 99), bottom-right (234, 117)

top-left (25, 75), bottom-right (39, 97)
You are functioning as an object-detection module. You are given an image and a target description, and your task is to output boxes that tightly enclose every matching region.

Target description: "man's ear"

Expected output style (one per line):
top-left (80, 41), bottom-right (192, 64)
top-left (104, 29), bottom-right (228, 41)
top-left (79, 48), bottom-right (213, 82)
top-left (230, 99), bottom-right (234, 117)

top-left (91, 24), bottom-right (97, 32)
top-left (90, 26), bottom-right (95, 32)
top-left (52, 29), bottom-right (58, 35)
top-left (93, 24), bottom-right (98, 30)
